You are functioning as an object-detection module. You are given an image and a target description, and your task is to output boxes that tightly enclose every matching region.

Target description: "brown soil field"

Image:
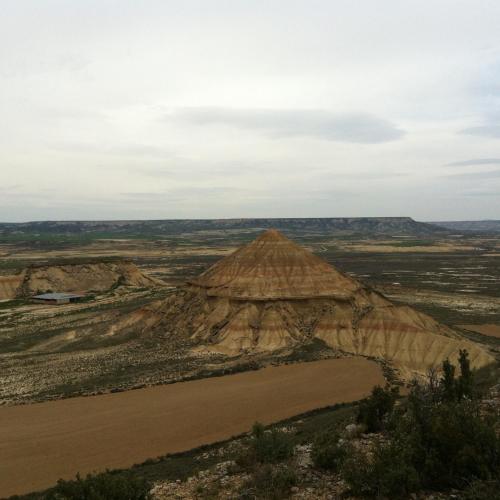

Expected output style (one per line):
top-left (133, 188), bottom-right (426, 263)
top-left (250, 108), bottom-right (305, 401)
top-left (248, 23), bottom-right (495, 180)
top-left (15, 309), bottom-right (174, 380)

top-left (458, 324), bottom-right (500, 338)
top-left (0, 357), bottom-right (383, 497)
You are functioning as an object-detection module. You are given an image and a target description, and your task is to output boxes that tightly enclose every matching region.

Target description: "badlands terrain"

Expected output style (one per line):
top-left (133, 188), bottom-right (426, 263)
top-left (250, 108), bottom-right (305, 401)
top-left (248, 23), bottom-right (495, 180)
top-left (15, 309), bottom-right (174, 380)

top-left (0, 218), bottom-right (499, 498)
top-left (0, 218), bottom-right (498, 405)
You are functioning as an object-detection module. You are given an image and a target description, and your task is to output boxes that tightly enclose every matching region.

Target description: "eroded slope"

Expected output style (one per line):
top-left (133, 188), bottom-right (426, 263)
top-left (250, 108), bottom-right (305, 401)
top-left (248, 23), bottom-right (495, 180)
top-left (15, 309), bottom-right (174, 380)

top-left (0, 261), bottom-right (162, 300)
top-left (131, 230), bottom-right (494, 378)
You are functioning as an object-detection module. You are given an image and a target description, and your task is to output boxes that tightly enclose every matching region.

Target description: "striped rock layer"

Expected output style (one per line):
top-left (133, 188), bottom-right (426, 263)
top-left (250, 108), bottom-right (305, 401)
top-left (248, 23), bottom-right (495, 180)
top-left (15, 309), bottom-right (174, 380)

top-left (144, 230), bottom-right (493, 378)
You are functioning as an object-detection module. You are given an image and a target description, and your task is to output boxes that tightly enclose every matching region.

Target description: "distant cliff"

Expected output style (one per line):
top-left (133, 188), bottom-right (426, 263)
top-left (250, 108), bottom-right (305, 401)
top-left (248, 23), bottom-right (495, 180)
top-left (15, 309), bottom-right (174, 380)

top-left (0, 217), bottom-right (445, 237)
top-left (431, 220), bottom-right (500, 233)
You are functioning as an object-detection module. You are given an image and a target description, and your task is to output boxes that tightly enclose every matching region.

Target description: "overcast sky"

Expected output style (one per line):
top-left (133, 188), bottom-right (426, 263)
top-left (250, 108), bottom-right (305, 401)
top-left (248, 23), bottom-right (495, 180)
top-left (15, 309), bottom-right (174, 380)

top-left (1, 0), bottom-right (499, 222)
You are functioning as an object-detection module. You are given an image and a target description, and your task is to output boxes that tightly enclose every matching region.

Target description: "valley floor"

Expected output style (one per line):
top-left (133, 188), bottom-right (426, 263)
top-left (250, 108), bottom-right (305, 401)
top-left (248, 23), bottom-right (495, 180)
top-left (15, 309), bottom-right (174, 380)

top-left (0, 230), bottom-right (498, 498)
top-left (0, 357), bottom-right (383, 497)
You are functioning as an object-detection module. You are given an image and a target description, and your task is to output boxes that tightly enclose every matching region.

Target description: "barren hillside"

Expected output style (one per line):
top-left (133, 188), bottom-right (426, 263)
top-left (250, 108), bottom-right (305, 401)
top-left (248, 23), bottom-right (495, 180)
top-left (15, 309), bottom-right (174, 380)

top-left (0, 261), bottom-right (162, 300)
top-left (121, 230), bottom-right (493, 378)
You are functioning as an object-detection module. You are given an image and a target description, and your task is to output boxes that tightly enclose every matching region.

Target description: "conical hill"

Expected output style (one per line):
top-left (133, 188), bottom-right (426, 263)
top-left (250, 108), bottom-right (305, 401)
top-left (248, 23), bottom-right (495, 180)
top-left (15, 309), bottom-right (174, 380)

top-left (189, 229), bottom-right (359, 300)
top-left (128, 230), bottom-right (495, 379)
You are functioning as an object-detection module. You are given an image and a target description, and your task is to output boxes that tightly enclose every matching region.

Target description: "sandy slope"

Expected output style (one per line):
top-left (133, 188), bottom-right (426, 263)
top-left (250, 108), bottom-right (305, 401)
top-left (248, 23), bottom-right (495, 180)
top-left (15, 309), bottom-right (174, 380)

top-left (0, 272), bottom-right (25, 300)
top-left (0, 357), bottom-right (383, 497)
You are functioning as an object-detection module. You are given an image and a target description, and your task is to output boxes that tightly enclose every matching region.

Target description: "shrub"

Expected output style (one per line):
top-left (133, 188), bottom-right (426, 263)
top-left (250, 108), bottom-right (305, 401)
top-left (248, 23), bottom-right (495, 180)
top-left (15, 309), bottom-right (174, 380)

top-left (341, 440), bottom-right (419, 499)
top-left (461, 479), bottom-right (500, 500)
top-left (44, 471), bottom-right (151, 500)
top-left (238, 422), bottom-right (294, 466)
top-left (340, 353), bottom-right (500, 497)
top-left (240, 464), bottom-right (297, 500)
top-left (311, 432), bottom-right (347, 471)
top-left (356, 385), bottom-right (398, 433)
top-left (405, 397), bottom-right (500, 489)
top-left (340, 446), bottom-right (374, 498)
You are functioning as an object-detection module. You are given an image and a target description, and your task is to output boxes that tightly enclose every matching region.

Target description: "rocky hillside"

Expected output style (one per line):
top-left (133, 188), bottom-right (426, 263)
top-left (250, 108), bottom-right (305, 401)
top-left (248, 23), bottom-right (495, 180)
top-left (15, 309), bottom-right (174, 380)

top-left (0, 261), bottom-right (162, 300)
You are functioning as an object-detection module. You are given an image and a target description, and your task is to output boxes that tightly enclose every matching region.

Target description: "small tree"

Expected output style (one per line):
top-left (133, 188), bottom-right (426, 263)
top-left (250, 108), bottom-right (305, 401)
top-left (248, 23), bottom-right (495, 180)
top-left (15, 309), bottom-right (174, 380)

top-left (441, 350), bottom-right (475, 402)
top-left (357, 385), bottom-right (399, 433)
top-left (457, 349), bottom-right (474, 399)
top-left (441, 358), bottom-right (456, 401)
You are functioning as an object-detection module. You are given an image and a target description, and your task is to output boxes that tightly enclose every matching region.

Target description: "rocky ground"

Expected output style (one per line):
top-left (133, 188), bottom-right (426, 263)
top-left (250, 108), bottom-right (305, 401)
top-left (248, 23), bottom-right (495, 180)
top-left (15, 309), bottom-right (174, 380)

top-left (151, 444), bottom-right (347, 499)
top-left (151, 384), bottom-right (500, 500)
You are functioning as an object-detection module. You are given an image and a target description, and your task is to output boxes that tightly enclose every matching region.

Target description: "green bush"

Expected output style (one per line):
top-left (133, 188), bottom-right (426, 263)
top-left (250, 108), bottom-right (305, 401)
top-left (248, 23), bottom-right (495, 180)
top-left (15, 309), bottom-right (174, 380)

top-left (238, 423), bottom-right (294, 466)
top-left (461, 480), bottom-right (500, 500)
top-left (311, 432), bottom-right (347, 471)
top-left (240, 464), bottom-right (297, 500)
top-left (340, 354), bottom-right (500, 497)
top-left (404, 396), bottom-right (500, 489)
top-left (341, 440), bottom-right (419, 499)
top-left (356, 385), bottom-right (398, 433)
top-left (340, 446), bottom-right (374, 498)
top-left (44, 471), bottom-right (151, 500)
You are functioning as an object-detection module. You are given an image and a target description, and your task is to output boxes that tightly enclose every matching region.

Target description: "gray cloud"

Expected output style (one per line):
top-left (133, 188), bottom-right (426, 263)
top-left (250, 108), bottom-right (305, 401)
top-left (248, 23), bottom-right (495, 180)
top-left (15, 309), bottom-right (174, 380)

top-left (168, 107), bottom-right (405, 144)
top-left (137, 161), bottom-right (272, 180)
top-left (0, 53), bottom-right (89, 78)
top-left (51, 142), bottom-right (174, 159)
top-left (444, 169), bottom-right (500, 180)
top-left (0, 184), bottom-right (23, 193)
top-left (2, 2), bottom-right (500, 221)
top-left (446, 158), bottom-right (500, 167)
top-left (461, 125), bottom-right (500, 138)
top-left (120, 186), bottom-right (253, 204)
top-left (462, 189), bottom-right (499, 197)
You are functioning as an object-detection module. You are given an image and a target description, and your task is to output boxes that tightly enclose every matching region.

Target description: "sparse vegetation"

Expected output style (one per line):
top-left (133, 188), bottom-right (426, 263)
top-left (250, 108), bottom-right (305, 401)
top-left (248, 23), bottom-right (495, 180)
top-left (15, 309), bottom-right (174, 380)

top-left (240, 464), bottom-right (297, 500)
top-left (311, 431), bottom-right (347, 471)
top-left (42, 471), bottom-right (151, 500)
top-left (341, 439), bottom-right (420, 498)
top-left (338, 354), bottom-right (500, 498)
top-left (237, 422), bottom-right (294, 466)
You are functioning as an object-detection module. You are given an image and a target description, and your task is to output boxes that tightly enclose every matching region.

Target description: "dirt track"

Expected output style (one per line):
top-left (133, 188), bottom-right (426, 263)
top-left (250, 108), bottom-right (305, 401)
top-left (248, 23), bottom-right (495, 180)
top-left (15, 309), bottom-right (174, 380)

top-left (0, 357), bottom-right (383, 497)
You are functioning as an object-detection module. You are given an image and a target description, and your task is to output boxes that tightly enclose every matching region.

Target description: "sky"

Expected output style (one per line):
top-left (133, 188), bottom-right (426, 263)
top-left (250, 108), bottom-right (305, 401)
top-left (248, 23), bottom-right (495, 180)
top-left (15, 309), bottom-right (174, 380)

top-left (1, 0), bottom-right (499, 222)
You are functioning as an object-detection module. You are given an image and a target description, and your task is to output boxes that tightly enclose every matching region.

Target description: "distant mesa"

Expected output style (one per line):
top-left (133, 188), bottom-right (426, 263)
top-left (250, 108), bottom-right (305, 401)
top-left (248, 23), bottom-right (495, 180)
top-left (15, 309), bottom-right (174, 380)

top-left (431, 220), bottom-right (500, 233)
top-left (0, 216), bottom-right (446, 237)
top-left (127, 230), bottom-right (493, 379)
top-left (0, 261), bottom-right (162, 301)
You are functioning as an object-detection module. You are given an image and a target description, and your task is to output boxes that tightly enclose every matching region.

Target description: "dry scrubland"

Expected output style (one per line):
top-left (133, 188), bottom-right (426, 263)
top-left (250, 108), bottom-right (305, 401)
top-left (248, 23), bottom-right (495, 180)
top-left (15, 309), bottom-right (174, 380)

top-left (0, 223), bottom-right (498, 498)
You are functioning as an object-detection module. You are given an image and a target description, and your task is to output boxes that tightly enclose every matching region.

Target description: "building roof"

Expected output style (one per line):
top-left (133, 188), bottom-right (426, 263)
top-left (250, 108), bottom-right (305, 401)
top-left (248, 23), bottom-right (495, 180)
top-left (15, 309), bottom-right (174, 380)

top-left (33, 293), bottom-right (85, 300)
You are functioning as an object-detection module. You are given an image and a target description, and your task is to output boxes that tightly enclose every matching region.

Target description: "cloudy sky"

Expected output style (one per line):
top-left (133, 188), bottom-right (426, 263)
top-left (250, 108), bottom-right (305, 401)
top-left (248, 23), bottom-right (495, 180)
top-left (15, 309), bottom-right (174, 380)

top-left (1, 0), bottom-right (499, 222)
